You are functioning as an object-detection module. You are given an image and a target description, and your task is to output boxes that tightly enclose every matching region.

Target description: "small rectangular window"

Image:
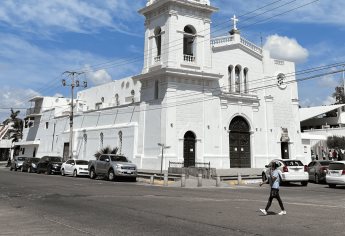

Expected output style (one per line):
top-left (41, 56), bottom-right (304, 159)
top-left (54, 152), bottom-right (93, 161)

top-left (22, 148), bottom-right (25, 155)
top-left (45, 122), bottom-right (49, 129)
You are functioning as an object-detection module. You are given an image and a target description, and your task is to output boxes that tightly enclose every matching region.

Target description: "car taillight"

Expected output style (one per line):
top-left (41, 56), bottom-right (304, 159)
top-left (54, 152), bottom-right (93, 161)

top-left (342, 170), bottom-right (345, 175)
top-left (283, 166), bottom-right (288, 172)
top-left (320, 167), bottom-right (327, 173)
top-left (304, 165), bottom-right (308, 172)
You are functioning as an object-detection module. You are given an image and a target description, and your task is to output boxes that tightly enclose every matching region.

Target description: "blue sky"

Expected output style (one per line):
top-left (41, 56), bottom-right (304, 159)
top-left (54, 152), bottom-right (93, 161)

top-left (0, 0), bottom-right (345, 122)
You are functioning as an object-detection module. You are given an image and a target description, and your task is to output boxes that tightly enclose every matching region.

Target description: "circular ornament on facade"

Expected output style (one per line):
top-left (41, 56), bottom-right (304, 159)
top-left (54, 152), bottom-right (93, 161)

top-left (277, 73), bottom-right (287, 89)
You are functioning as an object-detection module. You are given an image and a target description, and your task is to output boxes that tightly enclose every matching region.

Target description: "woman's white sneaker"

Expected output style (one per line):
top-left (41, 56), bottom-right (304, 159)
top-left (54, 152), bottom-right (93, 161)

top-left (260, 209), bottom-right (267, 215)
top-left (278, 210), bottom-right (286, 215)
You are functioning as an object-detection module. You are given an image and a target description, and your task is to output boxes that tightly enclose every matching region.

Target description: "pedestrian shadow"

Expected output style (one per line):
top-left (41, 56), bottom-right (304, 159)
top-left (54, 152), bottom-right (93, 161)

top-left (258, 210), bottom-right (277, 216)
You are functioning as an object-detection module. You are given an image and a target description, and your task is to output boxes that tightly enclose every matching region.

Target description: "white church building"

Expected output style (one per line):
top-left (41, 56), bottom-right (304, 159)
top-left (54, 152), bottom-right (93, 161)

top-left (16, 0), bottom-right (305, 170)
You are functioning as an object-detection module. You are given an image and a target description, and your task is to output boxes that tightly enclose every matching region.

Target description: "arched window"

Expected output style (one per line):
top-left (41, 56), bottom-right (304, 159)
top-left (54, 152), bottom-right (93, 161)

top-left (183, 25), bottom-right (196, 62)
top-left (228, 65), bottom-right (233, 92)
top-left (235, 65), bottom-right (241, 93)
top-left (154, 80), bottom-right (159, 99)
top-left (100, 132), bottom-right (104, 149)
top-left (154, 27), bottom-right (162, 57)
top-left (244, 68), bottom-right (248, 93)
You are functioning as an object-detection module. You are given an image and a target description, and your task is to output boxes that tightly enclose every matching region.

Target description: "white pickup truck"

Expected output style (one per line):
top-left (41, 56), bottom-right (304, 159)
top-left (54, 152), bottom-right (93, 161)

top-left (88, 154), bottom-right (137, 181)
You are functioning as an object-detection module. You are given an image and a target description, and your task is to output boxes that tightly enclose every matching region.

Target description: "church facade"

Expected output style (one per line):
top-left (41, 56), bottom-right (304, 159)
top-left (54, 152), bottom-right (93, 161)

top-left (17, 0), bottom-right (305, 170)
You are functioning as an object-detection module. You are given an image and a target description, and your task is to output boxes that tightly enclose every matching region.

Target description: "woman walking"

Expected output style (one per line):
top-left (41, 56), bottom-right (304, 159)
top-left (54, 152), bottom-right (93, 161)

top-left (259, 162), bottom-right (286, 215)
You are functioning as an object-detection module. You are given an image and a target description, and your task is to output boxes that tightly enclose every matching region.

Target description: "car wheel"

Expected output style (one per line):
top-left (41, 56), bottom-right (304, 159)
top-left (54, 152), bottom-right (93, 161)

top-left (46, 167), bottom-right (51, 175)
top-left (61, 169), bottom-right (65, 176)
top-left (21, 167), bottom-right (25, 172)
top-left (10, 166), bottom-right (13, 171)
top-left (301, 181), bottom-right (308, 186)
top-left (261, 173), bottom-right (267, 182)
top-left (73, 169), bottom-right (78, 177)
top-left (130, 177), bottom-right (137, 182)
top-left (328, 184), bottom-right (336, 188)
top-left (28, 167), bottom-right (32, 173)
top-left (14, 165), bottom-right (17, 171)
top-left (89, 168), bottom-right (97, 179)
top-left (108, 169), bottom-right (115, 181)
top-left (315, 174), bottom-right (320, 184)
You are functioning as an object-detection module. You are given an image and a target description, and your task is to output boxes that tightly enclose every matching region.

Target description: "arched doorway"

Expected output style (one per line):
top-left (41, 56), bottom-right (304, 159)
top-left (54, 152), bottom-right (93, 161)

top-left (183, 131), bottom-right (196, 167)
top-left (229, 116), bottom-right (251, 168)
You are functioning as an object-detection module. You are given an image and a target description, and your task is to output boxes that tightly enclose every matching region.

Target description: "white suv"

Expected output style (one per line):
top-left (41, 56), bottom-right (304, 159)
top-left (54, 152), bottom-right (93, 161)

top-left (262, 159), bottom-right (309, 186)
top-left (326, 161), bottom-right (345, 188)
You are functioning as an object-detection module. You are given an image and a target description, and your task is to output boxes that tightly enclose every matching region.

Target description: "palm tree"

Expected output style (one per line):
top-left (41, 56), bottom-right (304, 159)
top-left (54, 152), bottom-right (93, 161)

top-left (3, 109), bottom-right (23, 166)
top-left (94, 146), bottom-right (119, 160)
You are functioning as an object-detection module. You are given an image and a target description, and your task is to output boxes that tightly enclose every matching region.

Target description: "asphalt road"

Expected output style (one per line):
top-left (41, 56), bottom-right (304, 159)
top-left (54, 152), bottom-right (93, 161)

top-left (0, 168), bottom-right (344, 236)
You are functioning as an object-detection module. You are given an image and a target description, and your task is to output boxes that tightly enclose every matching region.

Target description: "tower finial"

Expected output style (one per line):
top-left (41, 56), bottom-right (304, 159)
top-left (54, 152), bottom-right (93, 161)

top-left (229, 14), bottom-right (240, 35)
top-left (231, 15), bottom-right (239, 30)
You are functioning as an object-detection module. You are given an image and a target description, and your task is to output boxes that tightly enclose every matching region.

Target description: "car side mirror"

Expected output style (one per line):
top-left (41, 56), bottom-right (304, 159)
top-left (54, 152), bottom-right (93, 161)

top-left (105, 159), bottom-right (110, 162)
top-left (71, 163), bottom-right (75, 165)
top-left (265, 165), bottom-right (269, 168)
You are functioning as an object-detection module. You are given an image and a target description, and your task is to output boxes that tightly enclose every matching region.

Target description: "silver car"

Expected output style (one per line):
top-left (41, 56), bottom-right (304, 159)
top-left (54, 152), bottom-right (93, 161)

top-left (326, 161), bottom-right (345, 188)
top-left (10, 156), bottom-right (28, 171)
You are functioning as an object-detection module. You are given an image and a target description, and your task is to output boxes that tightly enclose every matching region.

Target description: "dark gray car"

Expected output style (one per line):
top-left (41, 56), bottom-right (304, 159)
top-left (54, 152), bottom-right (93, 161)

top-left (308, 160), bottom-right (331, 184)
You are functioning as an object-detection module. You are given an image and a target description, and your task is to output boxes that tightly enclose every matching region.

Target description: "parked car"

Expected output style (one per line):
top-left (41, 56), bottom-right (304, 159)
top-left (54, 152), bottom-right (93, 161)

top-left (88, 154), bottom-right (137, 181)
top-left (307, 160), bottom-right (331, 184)
top-left (36, 156), bottom-right (63, 175)
top-left (61, 159), bottom-right (89, 177)
top-left (10, 156), bottom-right (27, 171)
top-left (262, 159), bottom-right (309, 186)
top-left (21, 157), bottom-right (40, 173)
top-left (326, 161), bottom-right (345, 188)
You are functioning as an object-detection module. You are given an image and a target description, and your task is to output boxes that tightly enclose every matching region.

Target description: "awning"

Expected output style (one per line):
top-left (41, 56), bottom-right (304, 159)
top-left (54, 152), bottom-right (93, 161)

top-left (301, 133), bottom-right (327, 140)
top-left (300, 104), bottom-right (345, 122)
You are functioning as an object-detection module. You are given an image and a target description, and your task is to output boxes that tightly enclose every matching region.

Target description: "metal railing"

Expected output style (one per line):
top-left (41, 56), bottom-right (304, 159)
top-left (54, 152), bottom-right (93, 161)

top-left (183, 54), bottom-right (196, 63)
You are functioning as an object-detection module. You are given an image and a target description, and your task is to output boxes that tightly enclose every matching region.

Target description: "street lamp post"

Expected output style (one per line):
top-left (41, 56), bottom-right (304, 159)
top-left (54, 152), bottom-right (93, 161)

top-left (62, 71), bottom-right (87, 161)
top-left (158, 143), bottom-right (170, 174)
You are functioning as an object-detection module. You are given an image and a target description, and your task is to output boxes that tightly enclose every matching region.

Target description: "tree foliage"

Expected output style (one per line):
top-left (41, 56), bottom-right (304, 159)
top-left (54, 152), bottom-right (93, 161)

top-left (94, 146), bottom-right (119, 160)
top-left (3, 109), bottom-right (23, 143)
top-left (327, 135), bottom-right (345, 150)
top-left (332, 86), bottom-right (345, 104)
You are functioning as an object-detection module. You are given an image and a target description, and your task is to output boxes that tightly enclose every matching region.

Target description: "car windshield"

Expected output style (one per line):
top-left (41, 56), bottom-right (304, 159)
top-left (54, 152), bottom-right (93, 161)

top-left (110, 156), bottom-right (128, 162)
top-left (17, 157), bottom-right (26, 161)
top-left (76, 160), bottom-right (88, 165)
top-left (319, 161), bottom-right (331, 166)
top-left (31, 158), bottom-right (40, 163)
top-left (283, 160), bottom-right (304, 166)
top-left (328, 163), bottom-right (345, 170)
top-left (49, 157), bottom-right (62, 162)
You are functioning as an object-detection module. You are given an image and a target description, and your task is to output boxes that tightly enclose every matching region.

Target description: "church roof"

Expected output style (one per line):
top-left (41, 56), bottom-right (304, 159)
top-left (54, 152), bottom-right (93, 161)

top-left (299, 104), bottom-right (345, 121)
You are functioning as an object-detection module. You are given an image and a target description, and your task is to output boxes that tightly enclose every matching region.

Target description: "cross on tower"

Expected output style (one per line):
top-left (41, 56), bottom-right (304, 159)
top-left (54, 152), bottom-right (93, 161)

top-left (231, 15), bottom-right (239, 30)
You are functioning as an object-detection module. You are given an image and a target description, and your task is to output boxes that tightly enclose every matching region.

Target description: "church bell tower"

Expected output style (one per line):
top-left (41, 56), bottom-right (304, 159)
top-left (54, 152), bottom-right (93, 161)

top-left (139, 0), bottom-right (218, 73)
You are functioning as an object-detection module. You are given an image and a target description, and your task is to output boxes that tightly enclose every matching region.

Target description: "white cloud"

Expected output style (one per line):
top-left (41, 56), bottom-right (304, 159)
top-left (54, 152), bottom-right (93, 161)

top-left (0, 0), bottom-right (146, 35)
top-left (0, 87), bottom-right (40, 122)
top-left (317, 75), bottom-right (339, 88)
top-left (263, 34), bottom-right (309, 63)
top-left (84, 66), bottom-right (112, 85)
top-left (322, 96), bottom-right (336, 106)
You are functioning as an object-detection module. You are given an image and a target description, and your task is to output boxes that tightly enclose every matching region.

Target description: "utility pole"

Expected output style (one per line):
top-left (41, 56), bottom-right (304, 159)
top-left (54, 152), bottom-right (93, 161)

top-left (62, 71), bottom-right (87, 161)
top-left (158, 143), bottom-right (171, 174)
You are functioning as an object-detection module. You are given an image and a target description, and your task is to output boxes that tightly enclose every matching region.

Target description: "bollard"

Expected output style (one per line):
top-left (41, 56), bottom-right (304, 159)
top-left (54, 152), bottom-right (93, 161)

top-left (216, 175), bottom-right (221, 187)
top-left (164, 173), bottom-right (168, 186)
top-left (197, 173), bottom-right (202, 187)
top-left (181, 174), bottom-right (186, 187)
top-left (150, 175), bottom-right (154, 185)
top-left (237, 172), bottom-right (242, 185)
